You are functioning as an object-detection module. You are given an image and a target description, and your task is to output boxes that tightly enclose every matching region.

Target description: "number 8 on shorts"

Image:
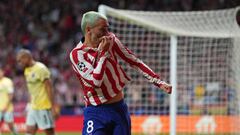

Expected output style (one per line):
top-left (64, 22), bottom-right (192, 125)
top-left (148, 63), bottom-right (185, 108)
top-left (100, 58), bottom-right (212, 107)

top-left (86, 120), bottom-right (94, 133)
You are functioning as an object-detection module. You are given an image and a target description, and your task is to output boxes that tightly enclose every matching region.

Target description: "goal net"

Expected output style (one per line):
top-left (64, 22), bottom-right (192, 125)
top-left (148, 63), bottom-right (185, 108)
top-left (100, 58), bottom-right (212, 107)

top-left (99, 5), bottom-right (240, 134)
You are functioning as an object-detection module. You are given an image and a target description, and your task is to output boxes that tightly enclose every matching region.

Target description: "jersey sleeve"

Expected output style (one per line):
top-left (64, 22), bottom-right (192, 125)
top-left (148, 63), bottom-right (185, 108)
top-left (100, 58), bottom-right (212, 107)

top-left (112, 36), bottom-right (163, 86)
top-left (5, 78), bottom-right (14, 94)
top-left (38, 66), bottom-right (51, 82)
top-left (70, 48), bottom-right (109, 87)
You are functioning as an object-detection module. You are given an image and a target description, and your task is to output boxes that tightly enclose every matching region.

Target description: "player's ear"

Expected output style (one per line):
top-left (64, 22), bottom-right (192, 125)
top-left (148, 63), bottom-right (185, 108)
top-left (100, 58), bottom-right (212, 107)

top-left (86, 25), bottom-right (91, 34)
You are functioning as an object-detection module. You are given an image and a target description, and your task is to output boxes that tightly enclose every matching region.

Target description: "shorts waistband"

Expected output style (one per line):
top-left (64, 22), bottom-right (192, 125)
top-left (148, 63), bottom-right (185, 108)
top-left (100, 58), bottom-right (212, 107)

top-left (87, 99), bottom-right (125, 108)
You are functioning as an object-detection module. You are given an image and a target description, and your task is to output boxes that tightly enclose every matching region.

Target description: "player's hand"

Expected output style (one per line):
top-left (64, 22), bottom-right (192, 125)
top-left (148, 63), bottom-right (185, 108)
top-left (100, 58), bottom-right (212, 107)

top-left (2, 107), bottom-right (7, 113)
top-left (24, 103), bottom-right (31, 116)
top-left (52, 105), bottom-right (60, 120)
top-left (98, 35), bottom-right (113, 52)
top-left (156, 81), bottom-right (172, 94)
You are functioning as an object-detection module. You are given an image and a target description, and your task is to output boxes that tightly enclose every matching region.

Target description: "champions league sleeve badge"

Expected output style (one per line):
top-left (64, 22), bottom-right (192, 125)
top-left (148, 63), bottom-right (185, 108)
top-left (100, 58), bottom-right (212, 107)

top-left (77, 62), bottom-right (88, 73)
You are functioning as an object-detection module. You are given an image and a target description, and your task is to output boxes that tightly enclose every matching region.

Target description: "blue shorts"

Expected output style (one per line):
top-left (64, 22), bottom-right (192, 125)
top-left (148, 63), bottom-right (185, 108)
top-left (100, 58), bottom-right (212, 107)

top-left (82, 100), bottom-right (131, 135)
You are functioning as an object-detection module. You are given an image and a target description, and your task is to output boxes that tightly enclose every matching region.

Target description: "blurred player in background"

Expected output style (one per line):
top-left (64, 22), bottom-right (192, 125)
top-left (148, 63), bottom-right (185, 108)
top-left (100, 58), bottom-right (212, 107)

top-left (0, 66), bottom-right (18, 135)
top-left (70, 11), bottom-right (172, 135)
top-left (16, 49), bottom-right (58, 135)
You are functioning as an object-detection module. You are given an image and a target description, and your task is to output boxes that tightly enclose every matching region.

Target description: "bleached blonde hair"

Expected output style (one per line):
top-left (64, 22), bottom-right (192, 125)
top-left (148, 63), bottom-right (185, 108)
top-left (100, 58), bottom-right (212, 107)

top-left (81, 11), bottom-right (108, 35)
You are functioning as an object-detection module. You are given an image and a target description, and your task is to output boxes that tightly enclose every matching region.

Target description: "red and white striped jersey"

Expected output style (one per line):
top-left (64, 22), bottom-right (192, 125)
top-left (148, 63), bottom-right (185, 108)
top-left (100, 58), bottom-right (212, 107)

top-left (70, 33), bottom-right (162, 106)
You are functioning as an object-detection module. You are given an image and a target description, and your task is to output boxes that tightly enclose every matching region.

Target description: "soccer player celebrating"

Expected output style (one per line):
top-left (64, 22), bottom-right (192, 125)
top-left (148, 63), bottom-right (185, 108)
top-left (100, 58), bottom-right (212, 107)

top-left (16, 49), bottom-right (58, 135)
top-left (69, 11), bottom-right (172, 135)
top-left (0, 67), bottom-right (18, 135)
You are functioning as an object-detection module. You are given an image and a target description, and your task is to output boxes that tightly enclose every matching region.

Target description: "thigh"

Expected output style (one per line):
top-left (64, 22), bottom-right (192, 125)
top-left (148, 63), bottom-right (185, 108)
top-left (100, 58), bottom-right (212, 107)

top-left (36, 109), bottom-right (55, 130)
top-left (92, 130), bottom-right (107, 135)
top-left (26, 109), bottom-right (38, 135)
top-left (26, 109), bottom-right (37, 127)
top-left (82, 108), bottom-right (112, 135)
top-left (113, 103), bottom-right (131, 135)
top-left (82, 118), bottom-right (108, 135)
top-left (0, 112), bottom-right (3, 121)
top-left (113, 124), bottom-right (131, 135)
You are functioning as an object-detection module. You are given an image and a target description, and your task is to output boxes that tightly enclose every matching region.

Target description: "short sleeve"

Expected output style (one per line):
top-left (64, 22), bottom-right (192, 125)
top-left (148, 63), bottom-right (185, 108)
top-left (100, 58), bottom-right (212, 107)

top-left (38, 66), bottom-right (51, 82)
top-left (6, 79), bottom-right (14, 94)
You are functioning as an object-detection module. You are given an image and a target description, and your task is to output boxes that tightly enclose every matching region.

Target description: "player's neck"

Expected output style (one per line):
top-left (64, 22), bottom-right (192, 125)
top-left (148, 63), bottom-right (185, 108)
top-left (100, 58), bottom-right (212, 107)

top-left (84, 36), bottom-right (98, 48)
top-left (29, 60), bottom-right (36, 67)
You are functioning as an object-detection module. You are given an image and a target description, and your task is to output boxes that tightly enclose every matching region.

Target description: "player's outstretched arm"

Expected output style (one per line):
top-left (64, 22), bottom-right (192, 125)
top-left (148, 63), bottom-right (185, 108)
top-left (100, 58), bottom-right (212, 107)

top-left (112, 34), bottom-right (172, 94)
top-left (154, 81), bottom-right (172, 94)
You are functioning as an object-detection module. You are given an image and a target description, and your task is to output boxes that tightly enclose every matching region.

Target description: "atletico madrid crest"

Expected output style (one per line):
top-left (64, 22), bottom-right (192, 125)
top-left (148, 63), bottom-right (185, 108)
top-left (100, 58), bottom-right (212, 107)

top-left (77, 62), bottom-right (88, 72)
